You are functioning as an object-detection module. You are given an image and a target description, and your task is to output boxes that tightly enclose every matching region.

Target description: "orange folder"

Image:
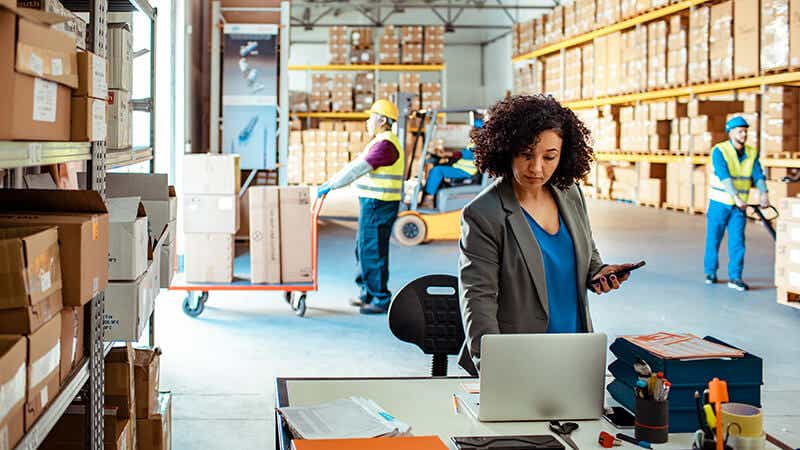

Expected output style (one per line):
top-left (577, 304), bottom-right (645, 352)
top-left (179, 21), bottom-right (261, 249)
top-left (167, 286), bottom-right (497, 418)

top-left (292, 435), bottom-right (449, 450)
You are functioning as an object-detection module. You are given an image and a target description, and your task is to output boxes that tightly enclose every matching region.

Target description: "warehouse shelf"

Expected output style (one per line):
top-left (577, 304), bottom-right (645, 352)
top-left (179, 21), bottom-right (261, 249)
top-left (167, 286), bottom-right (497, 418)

top-left (13, 341), bottom-right (113, 450)
top-left (107, 147), bottom-right (154, 169)
top-left (563, 71), bottom-right (800, 110)
top-left (512, 0), bottom-right (709, 62)
top-left (595, 152), bottom-right (800, 168)
top-left (62, 0), bottom-right (155, 18)
top-left (288, 64), bottom-right (445, 72)
top-left (291, 112), bottom-right (370, 119)
top-left (0, 142), bottom-right (91, 170)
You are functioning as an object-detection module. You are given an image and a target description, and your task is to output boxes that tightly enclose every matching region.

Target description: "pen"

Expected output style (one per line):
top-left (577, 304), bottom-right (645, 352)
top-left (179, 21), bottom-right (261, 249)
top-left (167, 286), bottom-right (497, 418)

top-left (616, 433), bottom-right (653, 449)
top-left (452, 393), bottom-right (460, 414)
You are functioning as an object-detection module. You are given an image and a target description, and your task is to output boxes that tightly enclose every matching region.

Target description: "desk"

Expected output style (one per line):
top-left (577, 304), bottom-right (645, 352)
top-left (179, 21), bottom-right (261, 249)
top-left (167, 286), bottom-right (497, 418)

top-left (275, 377), bottom-right (792, 450)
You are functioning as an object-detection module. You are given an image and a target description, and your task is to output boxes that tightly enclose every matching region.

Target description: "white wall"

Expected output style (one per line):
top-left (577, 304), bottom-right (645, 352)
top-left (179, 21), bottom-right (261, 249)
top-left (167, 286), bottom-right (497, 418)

top-left (483, 34), bottom-right (514, 106)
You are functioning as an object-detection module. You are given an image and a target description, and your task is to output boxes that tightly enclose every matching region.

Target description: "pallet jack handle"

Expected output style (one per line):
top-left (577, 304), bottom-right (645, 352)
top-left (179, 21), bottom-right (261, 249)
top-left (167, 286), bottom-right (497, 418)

top-left (746, 204), bottom-right (778, 241)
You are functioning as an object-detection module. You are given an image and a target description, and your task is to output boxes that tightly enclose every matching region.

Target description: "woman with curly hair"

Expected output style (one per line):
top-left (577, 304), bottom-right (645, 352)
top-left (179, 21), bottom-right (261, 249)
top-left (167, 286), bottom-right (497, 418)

top-left (457, 95), bottom-right (638, 376)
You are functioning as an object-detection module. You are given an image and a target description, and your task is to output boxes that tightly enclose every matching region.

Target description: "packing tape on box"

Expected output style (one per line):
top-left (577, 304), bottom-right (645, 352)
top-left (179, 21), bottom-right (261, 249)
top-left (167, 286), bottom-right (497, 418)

top-left (722, 403), bottom-right (763, 438)
top-left (31, 343), bottom-right (61, 388)
top-left (0, 364), bottom-right (26, 419)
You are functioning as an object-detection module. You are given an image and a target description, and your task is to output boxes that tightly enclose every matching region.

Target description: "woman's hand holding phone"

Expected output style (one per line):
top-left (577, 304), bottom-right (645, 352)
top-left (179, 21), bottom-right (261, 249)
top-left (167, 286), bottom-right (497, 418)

top-left (591, 261), bottom-right (646, 294)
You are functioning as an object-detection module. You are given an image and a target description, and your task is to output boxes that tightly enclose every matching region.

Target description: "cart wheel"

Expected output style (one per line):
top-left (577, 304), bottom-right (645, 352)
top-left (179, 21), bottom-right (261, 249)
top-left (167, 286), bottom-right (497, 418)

top-left (182, 291), bottom-right (207, 318)
top-left (292, 294), bottom-right (307, 317)
top-left (284, 291), bottom-right (293, 304)
top-left (393, 214), bottom-right (427, 246)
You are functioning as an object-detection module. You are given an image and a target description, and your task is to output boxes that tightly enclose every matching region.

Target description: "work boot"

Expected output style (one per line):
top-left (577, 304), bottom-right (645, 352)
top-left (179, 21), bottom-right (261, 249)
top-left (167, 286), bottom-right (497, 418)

top-left (704, 274), bottom-right (717, 285)
top-left (727, 279), bottom-right (749, 291)
top-left (349, 297), bottom-right (369, 307)
top-left (420, 195), bottom-right (435, 209)
top-left (359, 303), bottom-right (389, 315)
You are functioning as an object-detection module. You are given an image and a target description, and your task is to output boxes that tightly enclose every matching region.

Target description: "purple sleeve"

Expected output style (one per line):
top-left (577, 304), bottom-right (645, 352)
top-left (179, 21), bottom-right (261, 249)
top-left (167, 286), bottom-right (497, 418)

top-left (363, 140), bottom-right (399, 169)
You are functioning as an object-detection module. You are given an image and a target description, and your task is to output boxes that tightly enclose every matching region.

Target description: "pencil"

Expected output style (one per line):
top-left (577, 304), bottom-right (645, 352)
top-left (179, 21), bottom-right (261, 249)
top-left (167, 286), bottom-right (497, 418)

top-left (452, 394), bottom-right (460, 414)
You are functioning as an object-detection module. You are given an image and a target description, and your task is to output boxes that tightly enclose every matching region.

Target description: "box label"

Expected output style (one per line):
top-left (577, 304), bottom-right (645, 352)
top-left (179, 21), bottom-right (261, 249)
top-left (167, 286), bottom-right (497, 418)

top-left (92, 99), bottom-right (107, 139)
top-left (40, 270), bottom-right (52, 292)
top-left (33, 78), bottom-right (58, 123)
top-left (92, 54), bottom-right (108, 97)
top-left (29, 52), bottom-right (44, 76)
top-left (51, 58), bottom-right (63, 76)
top-left (0, 365), bottom-right (26, 420)
top-left (40, 385), bottom-right (48, 407)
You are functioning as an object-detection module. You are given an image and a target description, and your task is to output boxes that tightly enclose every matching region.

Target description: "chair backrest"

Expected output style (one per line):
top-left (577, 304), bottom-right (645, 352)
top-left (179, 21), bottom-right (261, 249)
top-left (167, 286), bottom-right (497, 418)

top-left (388, 274), bottom-right (465, 357)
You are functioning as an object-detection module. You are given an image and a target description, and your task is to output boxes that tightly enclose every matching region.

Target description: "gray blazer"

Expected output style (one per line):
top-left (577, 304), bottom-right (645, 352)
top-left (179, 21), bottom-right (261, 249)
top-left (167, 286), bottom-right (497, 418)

top-left (457, 177), bottom-right (606, 376)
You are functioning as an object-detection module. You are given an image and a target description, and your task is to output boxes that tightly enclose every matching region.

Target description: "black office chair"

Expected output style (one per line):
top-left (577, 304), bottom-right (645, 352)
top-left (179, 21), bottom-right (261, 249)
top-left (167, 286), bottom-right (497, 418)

top-left (388, 274), bottom-right (465, 377)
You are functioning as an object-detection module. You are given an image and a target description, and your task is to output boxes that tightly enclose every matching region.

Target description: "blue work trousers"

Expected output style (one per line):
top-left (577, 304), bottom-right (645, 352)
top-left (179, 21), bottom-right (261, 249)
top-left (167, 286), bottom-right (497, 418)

top-left (424, 165), bottom-right (473, 196)
top-left (704, 200), bottom-right (747, 280)
top-left (355, 197), bottom-right (400, 307)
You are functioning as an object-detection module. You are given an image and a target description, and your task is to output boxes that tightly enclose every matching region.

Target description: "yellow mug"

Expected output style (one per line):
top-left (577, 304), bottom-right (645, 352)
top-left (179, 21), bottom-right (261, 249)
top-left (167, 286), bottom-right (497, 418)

top-left (721, 403), bottom-right (762, 438)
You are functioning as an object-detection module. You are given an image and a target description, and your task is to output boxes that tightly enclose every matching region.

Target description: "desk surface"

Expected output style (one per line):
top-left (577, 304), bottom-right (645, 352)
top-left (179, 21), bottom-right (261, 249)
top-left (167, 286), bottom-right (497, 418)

top-left (275, 377), bottom-right (790, 450)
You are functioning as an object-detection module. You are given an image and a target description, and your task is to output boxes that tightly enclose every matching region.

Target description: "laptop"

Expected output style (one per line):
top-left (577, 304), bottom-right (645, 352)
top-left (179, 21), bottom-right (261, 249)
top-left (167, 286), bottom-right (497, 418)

top-left (458, 333), bottom-right (607, 422)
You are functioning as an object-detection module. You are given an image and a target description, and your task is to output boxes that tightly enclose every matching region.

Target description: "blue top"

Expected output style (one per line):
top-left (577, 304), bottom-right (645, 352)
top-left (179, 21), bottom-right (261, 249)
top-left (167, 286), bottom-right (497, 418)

top-left (461, 148), bottom-right (475, 160)
top-left (523, 210), bottom-right (581, 333)
top-left (711, 141), bottom-right (765, 183)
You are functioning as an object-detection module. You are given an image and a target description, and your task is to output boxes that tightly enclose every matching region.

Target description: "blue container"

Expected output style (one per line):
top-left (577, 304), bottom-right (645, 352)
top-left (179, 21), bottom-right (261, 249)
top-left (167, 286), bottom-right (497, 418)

top-left (607, 336), bottom-right (763, 433)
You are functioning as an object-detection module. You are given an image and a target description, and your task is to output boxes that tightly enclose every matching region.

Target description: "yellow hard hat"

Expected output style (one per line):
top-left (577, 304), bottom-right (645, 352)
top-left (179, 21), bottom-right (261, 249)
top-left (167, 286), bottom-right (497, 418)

top-left (369, 99), bottom-right (399, 121)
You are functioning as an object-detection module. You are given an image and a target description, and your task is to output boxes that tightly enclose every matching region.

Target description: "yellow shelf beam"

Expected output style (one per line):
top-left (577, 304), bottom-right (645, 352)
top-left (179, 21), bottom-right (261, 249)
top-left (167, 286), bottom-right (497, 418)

top-left (564, 71), bottom-right (800, 110)
top-left (288, 64), bottom-right (445, 72)
top-left (512, 0), bottom-right (709, 62)
top-left (762, 158), bottom-right (800, 168)
top-left (595, 152), bottom-right (800, 168)
top-left (292, 112), bottom-right (370, 119)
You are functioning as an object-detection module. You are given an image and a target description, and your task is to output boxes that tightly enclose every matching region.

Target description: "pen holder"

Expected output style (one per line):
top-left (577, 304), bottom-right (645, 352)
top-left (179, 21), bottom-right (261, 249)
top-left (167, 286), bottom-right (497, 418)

top-left (635, 397), bottom-right (669, 444)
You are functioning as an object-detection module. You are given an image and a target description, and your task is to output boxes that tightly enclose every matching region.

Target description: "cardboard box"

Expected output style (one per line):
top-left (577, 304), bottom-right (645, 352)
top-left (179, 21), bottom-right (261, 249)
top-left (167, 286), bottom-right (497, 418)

top-left (159, 238), bottom-right (175, 289)
top-left (108, 23), bottom-right (132, 92)
top-left (70, 96), bottom-right (106, 141)
top-left (59, 306), bottom-right (83, 383)
top-left (136, 392), bottom-right (171, 450)
top-left (134, 348), bottom-right (160, 419)
top-left (106, 173), bottom-right (177, 244)
top-left (13, 11), bottom-right (78, 88)
top-left (778, 197), bottom-right (800, 223)
top-left (24, 314), bottom-right (61, 430)
top-left (39, 405), bottom-right (131, 450)
top-left (0, 190), bottom-right (109, 307)
top-left (734, 0), bottom-right (760, 77)
top-left (182, 194), bottom-right (240, 234)
top-left (249, 187), bottom-right (281, 284)
top-left (184, 233), bottom-right (234, 283)
top-left (0, 226), bottom-right (62, 312)
top-left (182, 154), bottom-right (241, 195)
top-left (792, 0), bottom-right (800, 67)
top-left (104, 346), bottom-right (136, 450)
top-left (0, 289), bottom-right (61, 335)
top-left (0, 336), bottom-right (26, 450)
top-left (107, 88), bottom-right (131, 149)
top-left (75, 51), bottom-right (107, 99)
top-left (108, 197), bottom-right (148, 281)
top-left (279, 187), bottom-right (312, 283)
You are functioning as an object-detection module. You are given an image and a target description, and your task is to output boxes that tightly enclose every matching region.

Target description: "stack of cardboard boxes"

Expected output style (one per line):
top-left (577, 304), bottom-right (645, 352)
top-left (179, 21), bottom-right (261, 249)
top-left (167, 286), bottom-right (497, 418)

top-left (595, 105), bottom-right (620, 151)
top-left (350, 28), bottom-right (374, 65)
top-left (762, 0), bottom-right (789, 71)
top-left (619, 106), bottom-right (649, 152)
top-left (288, 131), bottom-right (304, 185)
top-left (401, 26), bottom-right (423, 64)
top-left (686, 99), bottom-right (742, 152)
top-left (134, 348), bottom-right (171, 450)
top-left (622, 26), bottom-right (646, 94)
top-left (709, 1), bottom-right (733, 81)
top-left (637, 162), bottom-right (668, 206)
top-left (665, 161), bottom-right (707, 210)
top-left (108, 23), bottom-right (133, 150)
top-left (512, 23), bottom-right (521, 57)
top-left (728, 92), bottom-right (760, 149)
top-left (564, 1), bottom-right (578, 38)
top-left (377, 82), bottom-right (398, 101)
top-left (331, 74), bottom-right (354, 112)
top-left (762, 86), bottom-right (800, 155)
top-left (20, 0), bottom-right (87, 49)
top-left (774, 197), bottom-right (800, 308)
top-left (323, 128), bottom-right (350, 176)
top-left (354, 72), bottom-right (375, 111)
top-left (544, 53), bottom-right (562, 97)
top-left (290, 91), bottom-right (308, 112)
top-left (379, 26), bottom-right (400, 64)
top-left (688, 6), bottom-right (710, 84)
top-left (544, 6), bottom-right (564, 44)
top-left (400, 72), bottom-right (421, 110)
top-left (329, 26), bottom-right (348, 64)
top-left (309, 74), bottom-right (331, 112)
top-left (424, 26), bottom-right (445, 64)
top-left (667, 15), bottom-right (688, 86)
top-left (518, 20), bottom-right (534, 56)
top-left (575, 0), bottom-right (597, 35)
top-left (564, 47), bottom-right (581, 101)
top-left (421, 82), bottom-right (442, 110)
top-left (596, 0), bottom-right (621, 27)
top-left (72, 50), bottom-right (107, 141)
top-left (302, 130), bottom-right (327, 185)
top-left (734, 0), bottom-right (759, 77)
top-left (182, 154), bottom-right (240, 283)
top-left (647, 21), bottom-right (668, 90)
top-left (514, 64), bottom-right (533, 95)
top-left (0, 189), bottom-right (111, 450)
top-left (581, 43), bottom-right (594, 99)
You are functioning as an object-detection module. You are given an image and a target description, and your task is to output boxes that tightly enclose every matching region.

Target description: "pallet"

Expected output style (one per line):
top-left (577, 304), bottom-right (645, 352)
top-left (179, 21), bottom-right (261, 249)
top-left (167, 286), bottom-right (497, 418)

top-left (765, 151), bottom-right (795, 159)
top-left (776, 288), bottom-right (800, 310)
top-left (651, 150), bottom-right (671, 155)
top-left (637, 201), bottom-right (661, 209)
top-left (764, 67), bottom-right (790, 75)
top-left (662, 203), bottom-right (704, 214)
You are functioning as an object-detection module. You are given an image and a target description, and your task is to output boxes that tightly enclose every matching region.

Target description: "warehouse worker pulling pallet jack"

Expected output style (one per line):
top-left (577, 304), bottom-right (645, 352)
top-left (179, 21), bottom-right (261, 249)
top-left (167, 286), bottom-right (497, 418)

top-left (317, 100), bottom-right (405, 314)
top-left (704, 116), bottom-right (769, 292)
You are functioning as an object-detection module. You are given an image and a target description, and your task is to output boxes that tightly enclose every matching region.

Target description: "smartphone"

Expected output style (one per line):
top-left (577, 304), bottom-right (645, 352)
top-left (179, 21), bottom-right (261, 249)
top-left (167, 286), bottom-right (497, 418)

top-left (603, 406), bottom-right (635, 429)
top-left (593, 261), bottom-right (646, 288)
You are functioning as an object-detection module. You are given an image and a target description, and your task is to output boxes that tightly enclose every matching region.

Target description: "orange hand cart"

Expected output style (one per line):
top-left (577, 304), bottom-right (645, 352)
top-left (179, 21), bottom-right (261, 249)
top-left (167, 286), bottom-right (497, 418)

top-left (169, 196), bottom-right (324, 318)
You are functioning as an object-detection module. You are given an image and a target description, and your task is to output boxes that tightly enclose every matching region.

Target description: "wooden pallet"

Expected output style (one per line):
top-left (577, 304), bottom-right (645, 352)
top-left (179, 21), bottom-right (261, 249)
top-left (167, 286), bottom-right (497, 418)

top-left (766, 151), bottom-right (795, 159)
top-left (662, 203), bottom-right (704, 214)
top-left (637, 201), bottom-right (661, 209)
top-left (651, 150), bottom-right (671, 155)
top-left (777, 288), bottom-right (800, 310)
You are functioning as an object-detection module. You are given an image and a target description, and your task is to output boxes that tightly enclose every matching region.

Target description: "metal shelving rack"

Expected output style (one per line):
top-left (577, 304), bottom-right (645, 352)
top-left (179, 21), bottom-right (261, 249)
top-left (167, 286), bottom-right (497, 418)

top-left (2, 0), bottom-right (157, 446)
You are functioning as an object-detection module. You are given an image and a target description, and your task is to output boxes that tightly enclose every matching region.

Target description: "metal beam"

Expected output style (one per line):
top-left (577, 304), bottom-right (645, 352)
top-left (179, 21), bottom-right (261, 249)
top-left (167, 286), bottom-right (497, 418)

top-left (482, 29), bottom-right (511, 45)
top-left (495, 0), bottom-right (517, 23)
top-left (356, 6), bottom-right (379, 24)
top-left (429, 7), bottom-right (448, 23)
top-left (291, 2), bottom-right (552, 9)
top-left (293, 23), bottom-right (512, 28)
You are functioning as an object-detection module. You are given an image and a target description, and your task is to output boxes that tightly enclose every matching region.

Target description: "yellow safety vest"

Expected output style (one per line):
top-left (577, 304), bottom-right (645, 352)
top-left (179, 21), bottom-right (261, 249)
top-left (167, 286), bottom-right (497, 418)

top-left (708, 140), bottom-right (758, 206)
top-left (354, 131), bottom-right (405, 201)
top-left (452, 157), bottom-right (478, 176)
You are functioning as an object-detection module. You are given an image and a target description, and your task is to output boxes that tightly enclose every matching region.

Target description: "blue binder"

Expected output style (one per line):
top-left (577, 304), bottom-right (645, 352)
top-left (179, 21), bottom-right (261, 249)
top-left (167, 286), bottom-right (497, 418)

top-left (607, 336), bottom-right (763, 433)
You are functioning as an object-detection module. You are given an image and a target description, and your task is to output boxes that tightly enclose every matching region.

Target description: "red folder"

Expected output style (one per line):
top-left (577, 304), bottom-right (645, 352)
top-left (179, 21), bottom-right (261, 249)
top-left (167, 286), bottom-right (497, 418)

top-left (292, 435), bottom-right (449, 450)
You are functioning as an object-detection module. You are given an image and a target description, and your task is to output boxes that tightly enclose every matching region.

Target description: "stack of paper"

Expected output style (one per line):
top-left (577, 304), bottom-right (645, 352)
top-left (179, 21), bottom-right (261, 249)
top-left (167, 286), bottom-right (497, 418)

top-left (278, 397), bottom-right (412, 440)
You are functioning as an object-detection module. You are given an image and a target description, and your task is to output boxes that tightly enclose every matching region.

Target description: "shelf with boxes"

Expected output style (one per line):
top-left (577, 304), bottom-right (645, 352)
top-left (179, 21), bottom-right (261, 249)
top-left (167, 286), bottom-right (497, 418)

top-left (775, 197), bottom-right (800, 309)
top-left (288, 64), bottom-right (445, 72)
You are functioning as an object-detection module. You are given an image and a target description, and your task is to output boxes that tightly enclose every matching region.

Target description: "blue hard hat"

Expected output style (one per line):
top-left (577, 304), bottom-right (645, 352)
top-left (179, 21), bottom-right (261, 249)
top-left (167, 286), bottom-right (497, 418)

top-left (473, 118), bottom-right (484, 129)
top-left (725, 116), bottom-right (749, 134)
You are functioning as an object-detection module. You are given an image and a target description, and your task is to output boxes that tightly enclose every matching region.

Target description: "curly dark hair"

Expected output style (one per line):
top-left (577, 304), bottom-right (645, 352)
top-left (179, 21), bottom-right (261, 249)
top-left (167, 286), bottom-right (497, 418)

top-left (470, 94), bottom-right (594, 191)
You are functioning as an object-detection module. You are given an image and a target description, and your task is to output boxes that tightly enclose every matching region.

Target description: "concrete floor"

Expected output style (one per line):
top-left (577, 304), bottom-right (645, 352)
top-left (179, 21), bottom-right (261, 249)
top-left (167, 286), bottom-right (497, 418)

top-left (154, 199), bottom-right (800, 449)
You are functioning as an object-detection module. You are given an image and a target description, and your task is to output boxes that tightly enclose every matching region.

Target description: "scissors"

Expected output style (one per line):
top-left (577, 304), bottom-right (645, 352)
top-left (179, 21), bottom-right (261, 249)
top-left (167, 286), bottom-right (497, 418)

top-left (549, 420), bottom-right (580, 450)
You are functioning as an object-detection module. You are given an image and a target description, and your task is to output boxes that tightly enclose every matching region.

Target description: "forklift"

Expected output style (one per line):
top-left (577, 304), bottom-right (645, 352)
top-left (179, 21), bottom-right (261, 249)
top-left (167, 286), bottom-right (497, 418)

top-left (393, 108), bottom-right (491, 246)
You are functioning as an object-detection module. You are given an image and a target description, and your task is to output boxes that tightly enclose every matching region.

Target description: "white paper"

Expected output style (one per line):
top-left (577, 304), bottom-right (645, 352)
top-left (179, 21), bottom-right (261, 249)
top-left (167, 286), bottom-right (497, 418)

top-left (32, 78), bottom-right (58, 123)
top-left (0, 364), bottom-right (25, 419)
top-left (278, 397), bottom-right (409, 440)
top-left (92, 99), bottom-right (106, 140)
top-left (40, 385), bottom-right (49, 407)
top-left (40, 270), bottom-right (52, 293)
top-left (51, 58), bottom-right (63, 76)
top-left (29, 52), bottom-right (44, 75)
top-left (92, 53), bottom-right (107, 97)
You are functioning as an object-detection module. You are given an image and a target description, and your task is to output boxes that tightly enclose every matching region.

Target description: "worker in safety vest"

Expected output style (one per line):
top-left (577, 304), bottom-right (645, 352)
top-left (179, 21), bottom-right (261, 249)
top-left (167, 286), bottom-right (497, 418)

top-left (704, 116), bottom-right (769, 292)
top-left (420, 118), bottom-right (482, 209)
top-left (317, 100), bottom-right (405, 314)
